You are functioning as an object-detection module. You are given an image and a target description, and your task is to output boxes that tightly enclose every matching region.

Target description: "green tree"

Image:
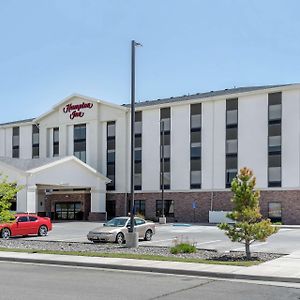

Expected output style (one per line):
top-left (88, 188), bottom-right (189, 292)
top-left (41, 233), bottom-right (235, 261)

top-left (218, 167), bottom-right (278, 260)
top-left (0, 174), bottom-right (22, 223)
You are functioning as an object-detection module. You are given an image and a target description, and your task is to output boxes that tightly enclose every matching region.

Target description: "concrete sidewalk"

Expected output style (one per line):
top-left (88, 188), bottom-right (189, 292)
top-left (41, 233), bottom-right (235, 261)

top-left (0, 249), bottom-right (299, 284)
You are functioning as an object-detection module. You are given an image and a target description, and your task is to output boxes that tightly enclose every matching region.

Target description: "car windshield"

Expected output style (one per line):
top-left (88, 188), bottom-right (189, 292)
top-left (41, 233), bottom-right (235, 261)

top-left (105, 218), bottom-right (128, 227)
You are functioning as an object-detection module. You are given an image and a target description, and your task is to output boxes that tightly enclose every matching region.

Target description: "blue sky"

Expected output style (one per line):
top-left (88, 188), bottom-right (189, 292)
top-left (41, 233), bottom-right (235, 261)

top-left (1, 0), bottom-right (300, 123)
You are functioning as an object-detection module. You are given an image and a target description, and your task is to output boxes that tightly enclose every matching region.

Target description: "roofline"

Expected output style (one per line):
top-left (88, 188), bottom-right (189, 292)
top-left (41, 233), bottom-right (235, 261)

top-left (27, 156), bottom-right (111, 183)
top-left (132, 83), bottom-right (300, 111)
top-left (0, 159), bottom-right (27, 175)
top-left (35, 93), bottom-right (128, 122)
top-left (0, 118), bottom-right (35, 128)
top-left (2, 84), bottom-right (300, 126)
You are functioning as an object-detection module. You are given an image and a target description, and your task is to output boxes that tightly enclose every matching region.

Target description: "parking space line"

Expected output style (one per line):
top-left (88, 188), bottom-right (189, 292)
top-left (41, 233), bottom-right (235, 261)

top-left (199, 240), bottom-right (221, 245)
top-left (231, 242), bottom-right (267, 251)
top-left (147, 238), bottom-right (175, 244)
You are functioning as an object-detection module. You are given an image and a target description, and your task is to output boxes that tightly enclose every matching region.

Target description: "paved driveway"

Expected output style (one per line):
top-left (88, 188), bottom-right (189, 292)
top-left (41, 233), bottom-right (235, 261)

top-left (24, 222), bottom-right (300, 254)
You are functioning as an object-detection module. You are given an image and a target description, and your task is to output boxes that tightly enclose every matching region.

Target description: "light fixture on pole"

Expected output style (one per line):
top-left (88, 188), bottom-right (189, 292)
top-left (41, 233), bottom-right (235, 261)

top-left (126, 40), bottom-right (142, 248)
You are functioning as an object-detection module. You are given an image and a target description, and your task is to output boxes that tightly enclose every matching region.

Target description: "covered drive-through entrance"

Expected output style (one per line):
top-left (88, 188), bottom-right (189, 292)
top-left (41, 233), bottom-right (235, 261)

top-left (0, 156), bottom-right (111, 221)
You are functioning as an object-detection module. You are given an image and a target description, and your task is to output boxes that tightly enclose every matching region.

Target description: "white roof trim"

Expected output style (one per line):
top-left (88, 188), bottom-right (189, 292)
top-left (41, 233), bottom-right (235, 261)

top-left (35, 93), bottom-right (128, 122)
top-left (27, 156), bottom-right (111, 183)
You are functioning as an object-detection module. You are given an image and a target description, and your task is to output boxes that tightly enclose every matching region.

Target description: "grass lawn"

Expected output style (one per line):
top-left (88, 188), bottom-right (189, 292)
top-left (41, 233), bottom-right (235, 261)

top-left (0, 247), bottom-right (261, 267)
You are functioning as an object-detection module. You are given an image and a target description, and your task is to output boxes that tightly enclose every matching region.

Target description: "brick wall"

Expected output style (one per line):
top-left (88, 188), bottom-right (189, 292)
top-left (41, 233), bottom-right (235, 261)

top-left (107, 190), bottom-right (300, 224)
top-left (45, 193), bottom-right (91, 220)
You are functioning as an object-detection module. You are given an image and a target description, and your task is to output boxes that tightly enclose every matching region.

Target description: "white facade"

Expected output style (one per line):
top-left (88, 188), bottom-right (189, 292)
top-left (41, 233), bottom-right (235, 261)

top-left (1, 85), bottom-right (300, 222)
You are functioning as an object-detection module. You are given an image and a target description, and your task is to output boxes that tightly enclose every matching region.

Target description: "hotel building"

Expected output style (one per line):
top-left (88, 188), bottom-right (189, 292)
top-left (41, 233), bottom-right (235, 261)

top-left (1, 83), bottom-right (300, 224)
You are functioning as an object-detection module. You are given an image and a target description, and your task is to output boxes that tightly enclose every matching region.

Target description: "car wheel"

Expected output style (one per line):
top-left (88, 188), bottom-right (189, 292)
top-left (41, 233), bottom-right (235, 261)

top-left (116, 232), bottom-right (125, 245)
top-left (38, 225), bottom-right (48, 236)
top-left (144, 229), bottom-right (153, 241)
top-left (1, 228), bottom-right (11, 239)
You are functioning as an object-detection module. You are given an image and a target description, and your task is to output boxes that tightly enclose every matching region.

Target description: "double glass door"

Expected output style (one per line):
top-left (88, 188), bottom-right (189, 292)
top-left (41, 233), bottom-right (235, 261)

top-left (55, 202), bottom-right (82, 220)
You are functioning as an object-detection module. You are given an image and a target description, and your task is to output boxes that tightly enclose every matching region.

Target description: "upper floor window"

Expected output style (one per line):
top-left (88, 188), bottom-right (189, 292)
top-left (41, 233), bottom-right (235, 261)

top-left (53, 127), bottom-right (59, 157)
top-left (225, 98), bottom-right (238, 188)
top-left (107, 121), bottom-right (116, 190)
top-left (12, 127), bottom-right (20, 158)
top-left (32, 125), bottom-right (39, 158)
top-left (226, 99), bottom-right (238, 126)
top-left (160, 107), bottom-right (171, 190)
top-left (74, 124), bottom-right (86, 162)
top-left (268, 92), bottom-right (282, 187)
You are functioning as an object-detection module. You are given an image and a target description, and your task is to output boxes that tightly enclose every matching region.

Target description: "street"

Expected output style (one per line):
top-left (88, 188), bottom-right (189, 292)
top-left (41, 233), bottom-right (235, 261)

top-left (1, 261), bottom-right (299, 300)
top-left (24, 222), bottom-right (300, 254)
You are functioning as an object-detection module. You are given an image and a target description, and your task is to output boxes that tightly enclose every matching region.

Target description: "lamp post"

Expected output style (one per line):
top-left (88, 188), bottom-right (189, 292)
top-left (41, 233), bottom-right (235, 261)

top-left (159, 120), bottom-right (167, 224)
top-left (126, 40), bottom-right (142, 248)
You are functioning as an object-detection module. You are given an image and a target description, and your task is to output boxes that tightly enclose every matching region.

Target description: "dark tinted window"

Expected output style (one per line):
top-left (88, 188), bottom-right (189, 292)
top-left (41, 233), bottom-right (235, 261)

top-left (29, 216), bottom-right (38, 222)
top-left (191, 103), bottom-right (201, 115)
top-left (269, 92), bottom-right (282, 105)
top-left (18, 216), bottom-right (28, 222)
top-left (161, 107), bottom-right (170, 119)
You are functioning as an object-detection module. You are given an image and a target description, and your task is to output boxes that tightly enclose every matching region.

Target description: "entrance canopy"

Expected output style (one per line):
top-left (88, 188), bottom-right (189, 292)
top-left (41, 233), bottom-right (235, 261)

top-left (0, 156), bottom-right (110, 216)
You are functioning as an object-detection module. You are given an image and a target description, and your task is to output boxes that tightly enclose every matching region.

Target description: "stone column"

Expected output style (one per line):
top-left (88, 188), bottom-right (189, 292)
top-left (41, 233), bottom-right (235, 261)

top-left (27, 185), bottom-right (38, 213)
top-left (89, 188), bottom-right (107, 221)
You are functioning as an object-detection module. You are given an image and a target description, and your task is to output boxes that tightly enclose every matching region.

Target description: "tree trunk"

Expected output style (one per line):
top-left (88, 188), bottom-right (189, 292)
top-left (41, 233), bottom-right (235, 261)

top-left (245, 241), bottom-right (251, 260)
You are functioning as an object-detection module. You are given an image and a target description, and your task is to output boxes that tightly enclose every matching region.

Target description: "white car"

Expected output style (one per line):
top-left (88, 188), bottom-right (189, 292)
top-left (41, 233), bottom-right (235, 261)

top-left (87, 217), bottom-right (156, 244)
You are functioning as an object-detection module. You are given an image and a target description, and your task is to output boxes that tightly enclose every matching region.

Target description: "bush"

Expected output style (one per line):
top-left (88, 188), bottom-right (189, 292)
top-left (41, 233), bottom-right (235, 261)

top-left (170, 243), bottom-right (196, 254)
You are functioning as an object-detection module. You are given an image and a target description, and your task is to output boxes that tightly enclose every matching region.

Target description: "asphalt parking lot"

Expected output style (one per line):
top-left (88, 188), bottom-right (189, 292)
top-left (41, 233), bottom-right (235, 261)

top-left (23, 221), bottom-right (300, 254)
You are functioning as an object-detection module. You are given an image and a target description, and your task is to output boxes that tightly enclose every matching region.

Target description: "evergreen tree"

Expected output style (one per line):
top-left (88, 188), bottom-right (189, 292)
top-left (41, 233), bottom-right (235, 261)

top-left (218, 167), bottom-right (278, 259)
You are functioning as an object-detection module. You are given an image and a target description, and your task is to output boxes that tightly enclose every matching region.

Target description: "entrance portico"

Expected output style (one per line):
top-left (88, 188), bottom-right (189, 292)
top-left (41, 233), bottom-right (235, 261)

top-left (0, 156), bottom-right (110, 221)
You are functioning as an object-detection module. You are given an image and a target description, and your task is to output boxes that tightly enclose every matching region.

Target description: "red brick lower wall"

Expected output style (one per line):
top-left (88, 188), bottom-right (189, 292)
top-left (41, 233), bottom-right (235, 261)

top-left (106, 190), bottom-right (300, 225)
top-left (45, 193), bottom-right (91, 220)
top-left (88, 212), bottom-right (107, 222)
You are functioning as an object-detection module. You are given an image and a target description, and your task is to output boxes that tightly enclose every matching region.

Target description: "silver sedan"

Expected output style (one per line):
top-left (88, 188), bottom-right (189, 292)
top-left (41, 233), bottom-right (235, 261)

top-left (87, 217), bottom-right (156, 244)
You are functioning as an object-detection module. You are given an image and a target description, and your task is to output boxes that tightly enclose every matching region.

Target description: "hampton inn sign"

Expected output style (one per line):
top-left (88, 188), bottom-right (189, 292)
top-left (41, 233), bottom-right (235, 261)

top-left (63, 102), bottom-right (94, 119)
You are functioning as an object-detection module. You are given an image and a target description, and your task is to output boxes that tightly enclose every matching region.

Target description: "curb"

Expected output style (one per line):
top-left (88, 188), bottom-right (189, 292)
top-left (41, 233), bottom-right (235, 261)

top-left (1, 255), bottom-right (299, 284)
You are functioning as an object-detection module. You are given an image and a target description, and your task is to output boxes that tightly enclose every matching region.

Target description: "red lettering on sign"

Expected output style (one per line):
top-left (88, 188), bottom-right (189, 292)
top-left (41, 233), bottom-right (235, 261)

top-left (62, 102), bottom-right (93, 120)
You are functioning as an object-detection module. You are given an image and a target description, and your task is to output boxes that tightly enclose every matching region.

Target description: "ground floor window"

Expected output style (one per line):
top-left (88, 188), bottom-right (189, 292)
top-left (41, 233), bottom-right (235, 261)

top-left (10, 200), bottom-right (16, 211)
top-left (106, 200), bottom-right (116, 220)
top-left (156, 200), bottom-right (174, 217)
top-left (55, 202), bottom-right (83, 220)
top-left (268, 202), bottom-right (282, 223)
top-left (127, 200), bottom-right (145, 217)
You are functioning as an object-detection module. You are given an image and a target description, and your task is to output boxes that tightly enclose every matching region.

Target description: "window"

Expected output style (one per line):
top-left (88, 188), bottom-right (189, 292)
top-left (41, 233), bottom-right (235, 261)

top-left (135, 218), bottom-right (145, 226)
top-left (29, 216), bottom-right (38, 222)
top-left (134, 111), bottom-right (142, 190)
top-left (268, 202), bottom-right (282, 222)
top-left (74, 124), bottom-right (86, 162)
top-left (127, 200), bottom-right (145, 216)
top-left (190, 103), bottom-right (202, 189)
top-left (10, 199), bottom-right (16, 211)
top-left (160, 108), bottom-right (171, 190)
top-left (269, 104), bottom-right (282, 121)
top-left (53, 127), bottom-right (59, 157)
top-left (191, 170), bottom-right (201, 188)
top-left (107, 121), bottom-right (116, 190)
top-left (12, 127), bottom-right (20, 158)
top-left (32, 125), bottom-right (39, 158)
top-left (17, 216), bottom-right (28, 222)
top-left (268, 92), bottom-right (282, 187)
top-left (225, 99), bottom-right (238, 187)
top-left (156, 200), bottom-right (174, 217)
